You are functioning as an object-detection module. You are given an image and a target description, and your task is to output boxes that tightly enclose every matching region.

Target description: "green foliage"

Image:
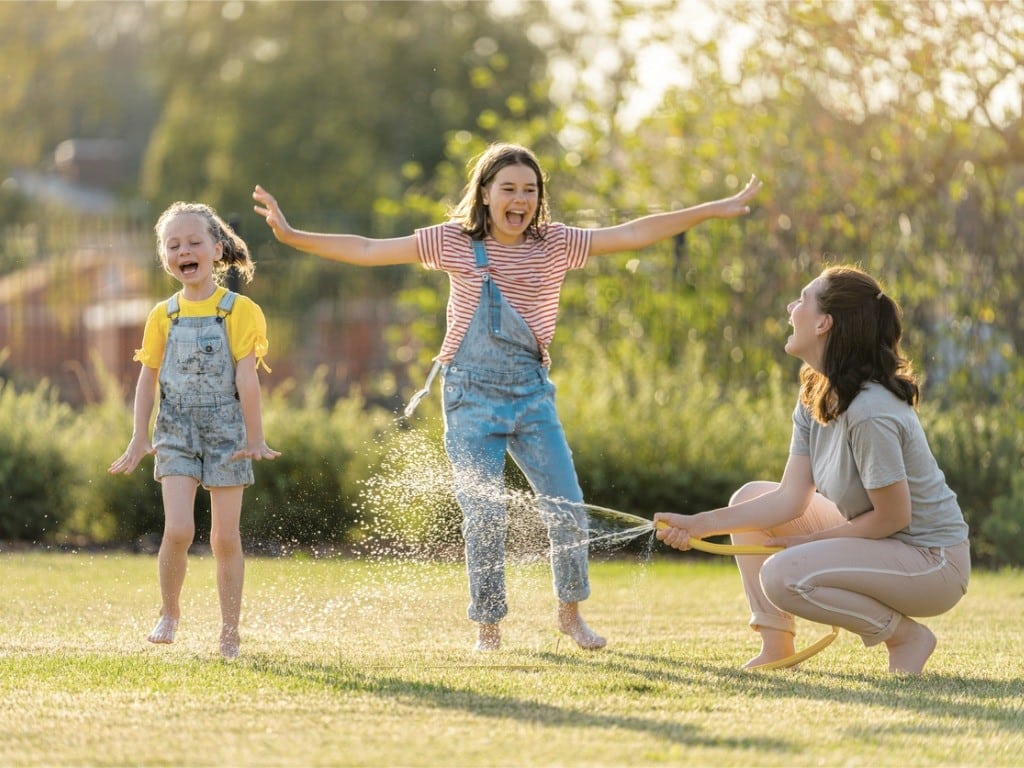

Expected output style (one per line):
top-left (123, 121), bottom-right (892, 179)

top-left (984, 471), bottom-right (1024, 569)
top-left (246, 370), bottom-right (392, 546)
top-left (0, 1), bottom-right (156, 173)
top-left (555, 330), bottom-right (791, 515)
top-left (0, 379), bottom-right (75, 540)
top-left (922, 405), bottom-right (1024, 566)
top-left (59, 363), bottom-right (166, 543)
top-left (2, 1), bottom-right (1023, 568)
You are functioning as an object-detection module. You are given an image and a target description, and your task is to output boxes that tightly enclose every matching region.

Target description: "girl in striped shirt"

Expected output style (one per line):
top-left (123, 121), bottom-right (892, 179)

top-left (254, 143), bottom-right (760, 651)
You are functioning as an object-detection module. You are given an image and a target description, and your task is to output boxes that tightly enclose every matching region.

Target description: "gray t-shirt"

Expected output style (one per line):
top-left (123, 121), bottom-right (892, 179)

top-left (790, 382), bottom-right (968, 548)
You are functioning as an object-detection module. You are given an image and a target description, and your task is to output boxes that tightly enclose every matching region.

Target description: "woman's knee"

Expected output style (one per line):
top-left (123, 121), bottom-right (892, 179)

top-left (729, 480), bottom-right (778, 506)
top-left (759, 553), bottom-right (797, 609)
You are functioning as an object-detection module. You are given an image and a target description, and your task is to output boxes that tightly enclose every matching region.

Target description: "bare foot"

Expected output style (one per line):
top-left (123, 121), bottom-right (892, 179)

top-left (744, 628), bottom-right (795, 669)
top-left (147, 616), bottom-right (178, 645)
top-left (219, 626), bottom-right (240, 659)
top-left (557, 602), bottom-right (607, 650)
top-left (474, 623), bottom-right (500, 651)
top-left (886, 617), bottom-right (936, 675)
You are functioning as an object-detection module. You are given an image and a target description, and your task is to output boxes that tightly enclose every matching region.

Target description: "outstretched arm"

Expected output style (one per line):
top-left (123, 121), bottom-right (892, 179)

top-left (588, 174), bottom-right (762, 257)
top-left (252, 185), bottom-right (419, 266)
top-left (653, 451), bottom-right (813, 551)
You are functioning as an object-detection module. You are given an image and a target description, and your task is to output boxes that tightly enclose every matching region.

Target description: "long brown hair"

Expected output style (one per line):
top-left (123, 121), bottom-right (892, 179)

top-left (448, 142), bottom-right (550, 241)
top-left (800, 265), bottom-right (918, 423)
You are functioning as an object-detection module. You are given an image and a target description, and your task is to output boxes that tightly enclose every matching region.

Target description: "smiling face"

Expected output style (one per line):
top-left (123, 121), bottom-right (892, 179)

top-left (158, 212), bottom-right (222, 300)
top-left (481, 163), bottom-right (540, 245)
top-left (785, 276), bottom-right (832, 369)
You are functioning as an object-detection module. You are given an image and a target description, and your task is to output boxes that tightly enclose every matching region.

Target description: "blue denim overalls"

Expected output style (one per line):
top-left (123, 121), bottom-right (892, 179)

top-left (153, 290), bottom-right (253, 488)
top-left (440, 240), bottom-right (590, 624)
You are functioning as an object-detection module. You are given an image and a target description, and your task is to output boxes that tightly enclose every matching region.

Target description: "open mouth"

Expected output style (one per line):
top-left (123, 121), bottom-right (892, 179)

top-left (179, 261), bottom-right (199, 275)
top-left (506, 211), bottom-right (526, 227)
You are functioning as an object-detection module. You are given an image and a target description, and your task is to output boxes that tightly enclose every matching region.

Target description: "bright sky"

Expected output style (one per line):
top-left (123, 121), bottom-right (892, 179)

top-left (495, 0), bottom-right (1021, 131)
top-left (493, 0), bottom-right (753, 130)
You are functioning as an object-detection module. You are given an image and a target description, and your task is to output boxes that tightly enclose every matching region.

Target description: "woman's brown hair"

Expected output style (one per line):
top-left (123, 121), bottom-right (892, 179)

top-left (800, 265), bottom-right (918, 423)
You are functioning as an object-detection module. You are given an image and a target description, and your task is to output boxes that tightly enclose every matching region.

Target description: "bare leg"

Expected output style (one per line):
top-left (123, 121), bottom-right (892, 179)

top-left (475, 622), bottom-right (501, 651)
top-left (885, 617), bottom-right (937, 674)
top-left (557, 601), bottom-right (606, 650)
top-left (744, 628), bottom-right (796, 669)
top-left (149, 476), bottom-right (198, 644)
top-left (210, 486), bottom-right (245, 659)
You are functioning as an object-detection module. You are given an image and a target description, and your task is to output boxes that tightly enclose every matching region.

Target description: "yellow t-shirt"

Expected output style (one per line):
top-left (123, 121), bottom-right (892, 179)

top-left (133, 286), bottom-right (270, 372)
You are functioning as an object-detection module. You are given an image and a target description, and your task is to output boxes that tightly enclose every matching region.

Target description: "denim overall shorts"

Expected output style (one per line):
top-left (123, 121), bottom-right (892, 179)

top-left (153, 291), bottom-right (253, 489)
top-left (439, 240), bottom-right (590, 624)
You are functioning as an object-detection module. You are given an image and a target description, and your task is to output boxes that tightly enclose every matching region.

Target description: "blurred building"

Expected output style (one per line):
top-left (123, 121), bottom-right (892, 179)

top-left (0, 139), bottom-right (415, 407)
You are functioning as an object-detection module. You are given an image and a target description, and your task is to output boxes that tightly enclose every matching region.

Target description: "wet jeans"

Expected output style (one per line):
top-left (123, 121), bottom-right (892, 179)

top-left (441, 255), bottom-right (590, 624)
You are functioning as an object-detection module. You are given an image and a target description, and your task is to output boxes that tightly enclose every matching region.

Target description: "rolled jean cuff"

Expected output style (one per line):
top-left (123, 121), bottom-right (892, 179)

top-left (749, 611), bottom-right (795, 635)
top-left (556, 585), bottom-right (590, 603)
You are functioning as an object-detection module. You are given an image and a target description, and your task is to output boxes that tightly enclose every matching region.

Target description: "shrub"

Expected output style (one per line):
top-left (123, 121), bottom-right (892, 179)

top-left (244, 370), bottom-right (393, 547)
top-left (60, 366), bottom-right (167, 544)
top-left (922, 405), bottom-right (1024, 567)
top-left (0, 379), bottom-right (76, 541)
top-left (982, 471), bottom-right (1024, 568)
top-left (556, 333), bottom-right (790, 517)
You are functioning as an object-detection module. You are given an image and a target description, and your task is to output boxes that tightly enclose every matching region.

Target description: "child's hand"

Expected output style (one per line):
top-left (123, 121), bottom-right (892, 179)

top-left (108, 438), bottom-right (155, 475)
top-left (230, 441), bottom-right (281, 462)
top-left (718, 174), bottom-right (763, 219)
top-left (252, 185), bottom-right (293, 241)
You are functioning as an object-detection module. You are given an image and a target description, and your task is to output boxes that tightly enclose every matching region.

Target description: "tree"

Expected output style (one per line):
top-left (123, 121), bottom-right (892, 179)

top-left (0, 1), bottom-right (157, 185)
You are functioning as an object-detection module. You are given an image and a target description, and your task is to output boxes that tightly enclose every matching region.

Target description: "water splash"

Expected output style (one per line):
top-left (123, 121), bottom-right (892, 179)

top-left (354, 427), bottom-right (658, 563)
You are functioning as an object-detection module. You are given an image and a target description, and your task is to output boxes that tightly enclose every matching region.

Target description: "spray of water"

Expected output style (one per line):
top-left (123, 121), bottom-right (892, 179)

top-left (354, 428), bottom-right (658, 564)
top-left (240, 422), bottom-right (661, 654)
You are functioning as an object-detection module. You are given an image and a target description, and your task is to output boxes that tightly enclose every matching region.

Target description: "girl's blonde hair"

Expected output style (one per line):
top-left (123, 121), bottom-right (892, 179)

top-left (154, 201), bottom-right (255, 284)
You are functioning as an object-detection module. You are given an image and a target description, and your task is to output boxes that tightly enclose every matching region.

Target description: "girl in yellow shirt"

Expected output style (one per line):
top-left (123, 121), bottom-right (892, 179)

top-left (109, 201), bottom-right (279, 659)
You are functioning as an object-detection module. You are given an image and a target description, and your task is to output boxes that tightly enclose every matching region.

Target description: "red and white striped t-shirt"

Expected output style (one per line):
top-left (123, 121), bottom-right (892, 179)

top-left (415, 221), bottom-right (592, 365)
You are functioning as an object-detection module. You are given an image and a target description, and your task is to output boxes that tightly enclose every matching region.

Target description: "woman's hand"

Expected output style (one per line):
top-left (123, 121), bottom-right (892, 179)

top-left (653, 512), bottom-right (699, 551)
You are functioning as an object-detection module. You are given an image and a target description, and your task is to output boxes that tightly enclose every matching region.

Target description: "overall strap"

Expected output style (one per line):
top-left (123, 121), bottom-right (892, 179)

top-left (217, 290), bottom-right (238, 314)
top-left (166, 291), bottom-right (237, 321)
top-left (406, 241), bottom-right (487, 420)
top-left (471, 239), bottom-right (488, 268)
top-left (472, 239), bottom-right (501, 334)
top-left (215, 290), bottom-right (238, 324)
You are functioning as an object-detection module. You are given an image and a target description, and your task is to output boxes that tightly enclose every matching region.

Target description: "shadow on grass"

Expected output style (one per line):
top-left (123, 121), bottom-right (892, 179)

top-left (596, 649), bottom-right (1024, 731)
top-left (241, 652), bottom-right (795, 754)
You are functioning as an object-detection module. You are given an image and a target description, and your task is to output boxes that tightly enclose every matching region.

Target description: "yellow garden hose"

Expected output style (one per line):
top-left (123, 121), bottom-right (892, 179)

top-left (648, 517), bottom-right (840, 670)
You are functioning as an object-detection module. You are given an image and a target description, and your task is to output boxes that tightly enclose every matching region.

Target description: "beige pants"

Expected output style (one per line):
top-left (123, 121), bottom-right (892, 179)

top-left (731, 482), bottom-right (971, 646)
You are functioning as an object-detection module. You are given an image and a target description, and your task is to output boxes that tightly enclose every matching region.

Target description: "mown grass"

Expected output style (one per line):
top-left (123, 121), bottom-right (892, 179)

top-left (1, 549), bottom-right (1022, 767)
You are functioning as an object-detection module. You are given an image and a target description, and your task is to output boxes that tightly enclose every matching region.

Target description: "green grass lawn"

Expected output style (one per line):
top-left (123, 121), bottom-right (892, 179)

top-left (1, 549), bottom-right (1022, 767)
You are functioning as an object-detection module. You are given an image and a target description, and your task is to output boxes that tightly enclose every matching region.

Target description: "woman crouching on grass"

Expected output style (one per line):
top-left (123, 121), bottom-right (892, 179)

top-left (655, 265), bottom-right (969, 675)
